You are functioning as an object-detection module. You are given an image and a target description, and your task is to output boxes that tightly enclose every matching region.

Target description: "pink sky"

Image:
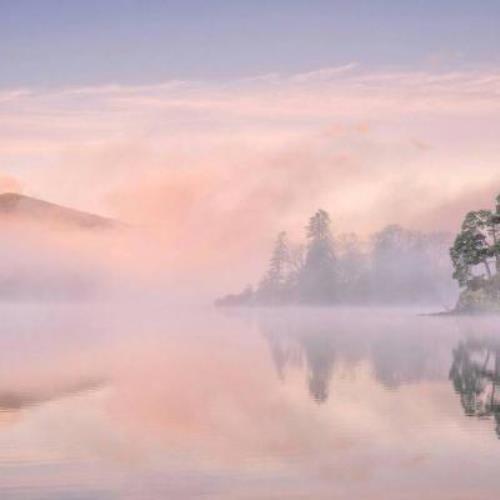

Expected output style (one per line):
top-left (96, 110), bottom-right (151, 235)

top-left (1, 65), bottom-right (499, 293)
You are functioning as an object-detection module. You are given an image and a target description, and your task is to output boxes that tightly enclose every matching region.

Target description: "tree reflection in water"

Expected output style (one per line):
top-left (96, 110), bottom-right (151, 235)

top-left (303, 335), bottom-right (335, 403)
top-left (262, 318), bottom-right (336, 404)
top-left (450, 338), bottom-right (500, 437)
top-left (260, 312), bottom-right (447, 404)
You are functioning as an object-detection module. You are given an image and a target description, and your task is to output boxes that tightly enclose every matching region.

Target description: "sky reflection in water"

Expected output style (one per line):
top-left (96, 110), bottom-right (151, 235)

top-left (0, 304), bottom-right (499, 499)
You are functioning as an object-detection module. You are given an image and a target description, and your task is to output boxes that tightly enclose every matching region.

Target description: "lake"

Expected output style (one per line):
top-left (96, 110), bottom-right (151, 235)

top-left (0, 303), bottom-right (499, 499)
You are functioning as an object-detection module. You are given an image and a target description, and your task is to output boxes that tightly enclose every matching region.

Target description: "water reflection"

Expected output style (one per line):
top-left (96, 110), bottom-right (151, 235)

top-left (261, 310), bottom-right (500, 447)
top-left (263, 319), bottom-right (336, 403)
top-left (303, 334), bottom-right (336, 403)
top-left (260, 310), bottom-right (447, 403)
top-left (2, 306), bottom-right (500, 499)
top-left (371, 335), bottom-right (439, 389)
top-left (450, 338), bottom-right (500, 438)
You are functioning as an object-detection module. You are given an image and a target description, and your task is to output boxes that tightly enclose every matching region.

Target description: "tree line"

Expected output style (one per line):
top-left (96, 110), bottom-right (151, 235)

top-left (216, 209), bottom-right (454, 306)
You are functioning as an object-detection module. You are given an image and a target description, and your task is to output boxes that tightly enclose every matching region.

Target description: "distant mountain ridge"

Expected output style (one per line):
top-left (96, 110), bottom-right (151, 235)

top-left (0, 193), bottom-right (116, 229)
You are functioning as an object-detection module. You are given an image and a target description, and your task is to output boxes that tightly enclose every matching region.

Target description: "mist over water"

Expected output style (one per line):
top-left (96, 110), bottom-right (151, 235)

top-left (0, 181), bottom-right (493, 500)
top-left (0, 303), bottom-right (500, 499)
top-left (0, 205), bottom-right (458, 308)
top-left (3, 1), bottom-right (500, 497)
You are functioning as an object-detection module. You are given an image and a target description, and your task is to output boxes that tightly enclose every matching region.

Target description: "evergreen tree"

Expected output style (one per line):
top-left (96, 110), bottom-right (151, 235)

top-left (337, 232), bottom-right (369, 302)
top-left (257, 231), bottom-right (290, 303)
top-left (283, 243), bottom-right (305, 302)
top-left (299, 209), bottom-right (337, 303)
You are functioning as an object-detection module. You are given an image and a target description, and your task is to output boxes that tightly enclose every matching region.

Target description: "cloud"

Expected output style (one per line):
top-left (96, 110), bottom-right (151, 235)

top-left (289, 63), bottom-right (359, 83)
top-left (0, 66), bottom-right (499, 294)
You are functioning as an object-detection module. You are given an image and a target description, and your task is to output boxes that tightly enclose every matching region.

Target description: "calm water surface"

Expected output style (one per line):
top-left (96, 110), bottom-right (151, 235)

top-left (0, 304), bottom-right (499, 499)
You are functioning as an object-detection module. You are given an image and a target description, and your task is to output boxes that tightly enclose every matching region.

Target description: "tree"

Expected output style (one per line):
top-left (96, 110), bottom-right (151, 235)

top-left (257, 231), bottom-right (290, 303)
top-left (371, 225), bottom-right (420, 301)
top-left (299, 209), bottom-right (337, 303)
top-left (336, 232), bottom-right (369, 302)
top-left (370, 225), bottom-right (454, 303)
top-left (283, 242), bottom-right (305, 301)
top-left (489, 194), bottom-right (500, 272)
top-left (450, 203), bottom-right (500, 287)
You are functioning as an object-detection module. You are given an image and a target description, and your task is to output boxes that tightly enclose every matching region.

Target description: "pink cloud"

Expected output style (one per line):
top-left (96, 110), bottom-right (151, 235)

top-left (0, 66), bottom-right (499, 294)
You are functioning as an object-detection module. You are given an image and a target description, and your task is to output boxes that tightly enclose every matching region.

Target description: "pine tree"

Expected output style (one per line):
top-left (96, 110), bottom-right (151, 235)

top-left (258, 231), bottom-right (290, 303)
top-left (299, 209), bottom-right (337, 303)
top-left (337, 232), bottom-right (368, 301)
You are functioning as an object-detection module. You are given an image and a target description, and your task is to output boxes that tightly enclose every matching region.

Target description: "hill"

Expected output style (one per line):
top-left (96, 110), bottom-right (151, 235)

top-left (0, 193), bottom-right (116, 229)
